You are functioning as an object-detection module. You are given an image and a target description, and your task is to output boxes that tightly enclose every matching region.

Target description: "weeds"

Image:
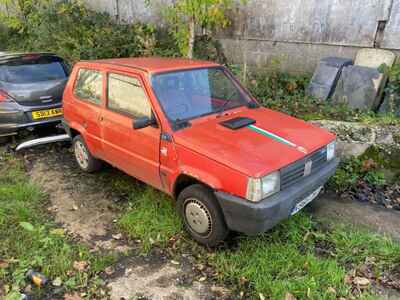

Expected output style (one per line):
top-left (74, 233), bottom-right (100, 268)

top-left (208, 213), bottom-right (400, 299)
top-left (118, 187), bottom-right (182, 253)
top-left (0, 155), bottom-right (116, 298)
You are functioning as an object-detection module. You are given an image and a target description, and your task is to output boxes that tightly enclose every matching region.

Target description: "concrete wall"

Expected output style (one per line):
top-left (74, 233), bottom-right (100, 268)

top-left (84, 0), bottom-right (400, 74)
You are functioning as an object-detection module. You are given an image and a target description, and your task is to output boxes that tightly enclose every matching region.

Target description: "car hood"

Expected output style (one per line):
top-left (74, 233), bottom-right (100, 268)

top-left (173, 107), bottom-right (335, 177)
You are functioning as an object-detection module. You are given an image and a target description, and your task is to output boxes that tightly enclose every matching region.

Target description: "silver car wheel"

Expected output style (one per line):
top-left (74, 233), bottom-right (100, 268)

top-left (184, 198), bottom-right (213, 237)
top-left (74, 140), bottom-right (89, 170)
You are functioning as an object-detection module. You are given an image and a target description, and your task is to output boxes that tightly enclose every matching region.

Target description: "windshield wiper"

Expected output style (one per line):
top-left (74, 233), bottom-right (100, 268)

top-left (215, 100), bottom-right (232, 117)
top-left (247, 101), bottom-right (260, 109)
top-left (172, 118), bottom-right (191, 130)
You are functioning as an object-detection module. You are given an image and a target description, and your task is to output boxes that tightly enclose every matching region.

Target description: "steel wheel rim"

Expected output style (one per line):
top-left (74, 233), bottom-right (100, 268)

top-left (75, 141), bottom-right (89, 169)
top-left (184, 198), bottom-right (212, 237)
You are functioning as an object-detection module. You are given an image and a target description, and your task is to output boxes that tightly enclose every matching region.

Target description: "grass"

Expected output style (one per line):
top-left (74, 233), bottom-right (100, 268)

top-left (209, 214), bottom-right (400, 299)
top-left (0, 153), bottom-right (116, 298)
top-left (118, 187), bottom-right (182, 253)
top-left (115, 182), bottom-right (400, 299)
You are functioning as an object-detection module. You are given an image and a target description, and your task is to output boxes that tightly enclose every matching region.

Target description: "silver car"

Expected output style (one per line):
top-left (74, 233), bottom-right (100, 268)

top-left (0, 52), bottom-right (69, 142)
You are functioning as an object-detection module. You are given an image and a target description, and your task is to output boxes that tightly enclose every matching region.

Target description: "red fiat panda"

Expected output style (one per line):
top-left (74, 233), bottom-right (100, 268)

top-left (62, 57), bottom-right (339, 246)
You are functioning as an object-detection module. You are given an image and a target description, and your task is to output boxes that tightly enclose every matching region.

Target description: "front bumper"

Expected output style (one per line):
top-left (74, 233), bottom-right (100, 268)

top-left (215, 158), bottom-right (340, 235)
top-left (0, 102), bottom-right (62, 136)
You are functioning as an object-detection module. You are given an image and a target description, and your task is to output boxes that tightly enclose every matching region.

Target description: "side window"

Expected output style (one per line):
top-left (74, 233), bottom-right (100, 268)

top-left (107, 73), bottom-right (152, 118)
top-left (74, 68), bottom-right (102, 105)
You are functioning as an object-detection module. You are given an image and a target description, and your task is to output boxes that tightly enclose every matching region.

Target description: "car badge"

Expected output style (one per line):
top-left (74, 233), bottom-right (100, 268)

top-left (304, 160), bottom-right (313, 177)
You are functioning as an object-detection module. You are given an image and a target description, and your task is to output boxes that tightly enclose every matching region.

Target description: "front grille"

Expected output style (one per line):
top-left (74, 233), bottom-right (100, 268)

top-left (280, 147), bottom-right (327, 190)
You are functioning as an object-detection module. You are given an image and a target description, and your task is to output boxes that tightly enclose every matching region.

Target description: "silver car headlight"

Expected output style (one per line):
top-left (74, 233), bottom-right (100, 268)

top-left (327, 140), bottom-right (336, 161)
top-left (246, 171), bottom-right (280, 202)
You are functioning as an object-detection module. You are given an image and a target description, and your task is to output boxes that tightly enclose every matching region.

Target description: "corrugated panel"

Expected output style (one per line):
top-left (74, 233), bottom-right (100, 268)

top-left (231, 0), bottom-right (394, 48)
top-left (382, 0), bottom-right (400, 50)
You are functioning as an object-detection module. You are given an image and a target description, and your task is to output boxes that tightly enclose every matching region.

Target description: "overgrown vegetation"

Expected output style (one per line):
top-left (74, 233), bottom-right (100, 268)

top-left (0, 154), bottom-right (116, 299)
top-left (148, 0), bottom-right (243, 58)
top-left (0, 0), bottom-right (177, 62)
top-left (380, 63), bottom-right (400, 117)
top-left (236, 65), bottom-right (400, 125)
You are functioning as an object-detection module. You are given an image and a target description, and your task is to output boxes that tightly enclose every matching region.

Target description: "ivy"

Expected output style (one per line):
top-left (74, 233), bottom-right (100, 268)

top-left (147, 0), bottom-right (246, 58)
top-left (0, 0), bottom-right (167, 63)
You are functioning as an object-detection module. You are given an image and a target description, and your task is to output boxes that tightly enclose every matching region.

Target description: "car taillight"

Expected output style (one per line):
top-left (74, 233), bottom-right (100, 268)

top-left (0, 89), bottom-right (11, 102)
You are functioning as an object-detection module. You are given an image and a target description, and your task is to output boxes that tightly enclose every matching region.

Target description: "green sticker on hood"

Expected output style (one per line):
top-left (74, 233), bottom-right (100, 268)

top-left (247, 125), bottom-right (308, 154)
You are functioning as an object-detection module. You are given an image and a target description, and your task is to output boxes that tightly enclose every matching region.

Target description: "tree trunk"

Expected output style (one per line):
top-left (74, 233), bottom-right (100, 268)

top-left (187, 17), bottom-right (195, 59)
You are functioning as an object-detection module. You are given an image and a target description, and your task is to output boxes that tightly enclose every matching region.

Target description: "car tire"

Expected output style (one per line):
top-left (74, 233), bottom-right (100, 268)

top-left (72, 135), bottom-right (102, 173)
top-left (177, 184), bottom-right (229, 247)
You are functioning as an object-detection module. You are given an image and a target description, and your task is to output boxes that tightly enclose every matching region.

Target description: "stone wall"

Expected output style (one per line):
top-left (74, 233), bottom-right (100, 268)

top-left (82, 0), bottom-right (400, 73)
top-left (310, 120), bottom-right (400, 158)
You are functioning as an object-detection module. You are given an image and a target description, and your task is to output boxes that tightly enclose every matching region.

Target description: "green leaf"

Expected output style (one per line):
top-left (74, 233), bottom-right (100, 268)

top-left (19, 221), bottom-right (34, 232)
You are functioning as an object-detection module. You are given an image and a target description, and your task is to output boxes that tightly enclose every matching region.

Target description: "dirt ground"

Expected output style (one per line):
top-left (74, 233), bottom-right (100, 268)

top-left (23, 143), bottom-right (231, 300)
top-left (310, 192), bottom-right (400, 242)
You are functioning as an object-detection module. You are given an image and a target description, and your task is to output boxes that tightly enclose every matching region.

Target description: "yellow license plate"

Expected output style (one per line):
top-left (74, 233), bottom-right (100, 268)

top-left (32, 108), bottom-right (63, 120)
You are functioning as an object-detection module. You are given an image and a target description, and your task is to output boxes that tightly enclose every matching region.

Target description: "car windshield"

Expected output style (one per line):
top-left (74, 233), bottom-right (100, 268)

top-left (0, 56), bottom-right (67, 84)
top-left (152, 67), bottom-right (251, 122)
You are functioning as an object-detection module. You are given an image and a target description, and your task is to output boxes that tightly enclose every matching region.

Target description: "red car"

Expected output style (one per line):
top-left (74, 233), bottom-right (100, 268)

top-left (62, 57), bottom-right (339, 246)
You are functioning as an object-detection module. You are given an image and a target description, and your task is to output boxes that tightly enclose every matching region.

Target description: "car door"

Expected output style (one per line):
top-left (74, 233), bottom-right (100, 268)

top-left (101, 71), bottom-right (162, 190)
top-left (71, 67), bottom-right (104, 158)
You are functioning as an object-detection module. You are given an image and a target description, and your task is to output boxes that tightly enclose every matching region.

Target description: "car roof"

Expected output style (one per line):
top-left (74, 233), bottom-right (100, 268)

top-left (88, 57), bottom-right (221, 74)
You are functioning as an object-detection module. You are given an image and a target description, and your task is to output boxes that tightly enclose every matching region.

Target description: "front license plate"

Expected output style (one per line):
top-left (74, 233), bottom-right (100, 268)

top-left (32, 108), bottom-right (63, 120)
top-left (291, 186), bottom-right (323, 215)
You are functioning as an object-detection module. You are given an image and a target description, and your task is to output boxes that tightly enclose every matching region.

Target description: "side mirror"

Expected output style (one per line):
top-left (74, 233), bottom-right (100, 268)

top-left (133, 114), bottom-right (157, 130)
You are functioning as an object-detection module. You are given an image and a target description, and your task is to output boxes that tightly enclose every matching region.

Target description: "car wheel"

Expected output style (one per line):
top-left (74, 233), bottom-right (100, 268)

top-left (177, 184), bottom-right (229, 247)
top-left (73, 135), bottom-right (102, 173)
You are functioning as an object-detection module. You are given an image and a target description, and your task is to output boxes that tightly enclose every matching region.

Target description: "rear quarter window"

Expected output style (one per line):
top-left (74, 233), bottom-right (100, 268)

top-left (74, 68), bottom-right (102, 105)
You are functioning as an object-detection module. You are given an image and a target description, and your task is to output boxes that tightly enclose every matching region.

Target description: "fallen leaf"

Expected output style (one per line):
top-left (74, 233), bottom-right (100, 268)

top-left (210, 286), bottom-right (227, 295)
top-left (52, 277), bottom-right (62, 287)
top-left (64, 292), bottom-right (82, 300)
top-left (104, 266), bottom-right (114, 275)
top-left (24, 284), bottom-right (32, 293)
top-left (284, 292), bottom-right (297, 300)
top-left (170, 260), bottom-right (180, 265)
top-left (353, 276), bottom-right (370, 286)
top-left (112, 233), bottom-right (122, 240)
top-left (50, 228), bottom-right (65, 236)
top-left (0, 260), bottom-right (9, 269)
top-left (344, 274), bottom-right (353, 284)
top-left (73, 261), bottom-right (88, 272)
top-left (327, 287), bottom-right (336, 294)
top-left (362, 159), bottom-right (376, 171)
top-left (239, 277), bottom-right (248, 285)
top-left (199, 276), bottom-right (207, 282)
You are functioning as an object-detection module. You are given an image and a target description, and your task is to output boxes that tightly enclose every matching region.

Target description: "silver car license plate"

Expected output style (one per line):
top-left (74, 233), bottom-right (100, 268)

top-left (291, 186), bottom-right (322, 215)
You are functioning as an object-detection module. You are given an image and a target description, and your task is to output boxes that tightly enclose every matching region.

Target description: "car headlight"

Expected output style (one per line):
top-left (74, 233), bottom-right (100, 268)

top-left (246, 171), bottom-right (280, 202)
top-left (327, 140), bottom-right (336, 161)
